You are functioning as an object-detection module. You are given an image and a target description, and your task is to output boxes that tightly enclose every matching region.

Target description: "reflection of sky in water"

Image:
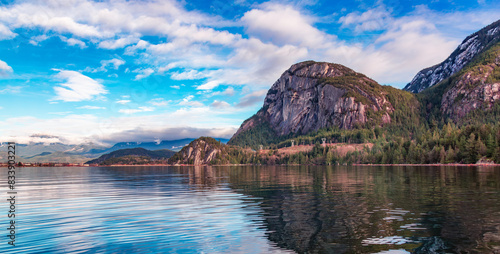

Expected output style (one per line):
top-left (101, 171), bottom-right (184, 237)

top-left (0, 167), bottom-right (291, 253)
top-left (2, 165), bottom-right (500, 253)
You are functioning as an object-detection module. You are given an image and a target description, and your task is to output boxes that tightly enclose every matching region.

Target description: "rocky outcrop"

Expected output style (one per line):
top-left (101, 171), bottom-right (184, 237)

top-left (404, 19), bottom-right (500, 93)
top-left (231, 61), bottom-right (395, 141)
top-left (440, 43), bottom-right (500, 119)
top-left (169, 137), bottom-right (223, 165)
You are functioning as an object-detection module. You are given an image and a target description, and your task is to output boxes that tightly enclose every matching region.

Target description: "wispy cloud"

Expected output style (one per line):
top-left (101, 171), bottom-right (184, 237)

top-left (119, 106), bottom-right (155, 114)
top-left (116, 99), bottom-right (131, 104)
top-left (52, 70), bottom-right (108, 102)
top-left (0, 85), bottom-right (21, 94)
top-left (78, 105), bottom-right (106, 110)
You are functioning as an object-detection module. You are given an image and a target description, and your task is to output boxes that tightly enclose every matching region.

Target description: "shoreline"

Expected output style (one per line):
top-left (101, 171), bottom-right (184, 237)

top-left (4, 163), bottom-right (500, 168)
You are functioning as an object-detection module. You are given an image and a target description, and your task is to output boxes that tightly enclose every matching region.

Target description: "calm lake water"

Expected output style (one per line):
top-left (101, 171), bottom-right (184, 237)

top-left (1, 165), bottom-right (500, 253)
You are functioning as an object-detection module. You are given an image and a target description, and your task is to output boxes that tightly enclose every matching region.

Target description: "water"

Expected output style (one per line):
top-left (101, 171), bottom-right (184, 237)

top-left (1, 165), bottom-right (500, 253)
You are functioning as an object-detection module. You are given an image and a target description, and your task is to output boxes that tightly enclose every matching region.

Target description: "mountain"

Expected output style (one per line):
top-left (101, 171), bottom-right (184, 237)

top-left (3, 138), bottom-right (229, 163)
top-left (161, 21), bottom-right (500, 165)
top-left (404, 19), bottom-right (500, 93)
top-left (21, 152), bottom-right (93, 164)
top-left (86, 148), bottom-right (176, 165)
top-left (1, 142), bottom-right (107, 158)
top-left (422, 41), bottom-right (500, 121)
top-left (229, 61), bottom-right (418, 148)
top-left (168, 137), bottom-right (254, 165)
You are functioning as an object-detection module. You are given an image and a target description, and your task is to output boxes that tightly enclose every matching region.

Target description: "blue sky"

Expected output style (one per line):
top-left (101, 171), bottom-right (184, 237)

top-left (0, 0), bottom-right (499, 145)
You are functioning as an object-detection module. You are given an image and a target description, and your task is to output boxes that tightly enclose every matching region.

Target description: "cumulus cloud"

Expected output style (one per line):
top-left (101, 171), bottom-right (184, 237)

top-left (210, 100), bottom-right (231, 108)
top-left (179, 95), bottom-right (204, 107)
top-left (102, 58), bottom-right (125, 70)
top-left (133, 68), bottom-right (154, 80)
top-left (242, 3), bottom-right (330, 47)
top-left (0, 60), bottom-right (13, 76)
top-left (339, 5), bottom-right (392, 33)
top-left (52, 70), bottom-right (108, 102)
top-left (0, 23), bottom-right (16, 40)
top-left (65, 37), bottom-right (87, 48)
top-left (29, 34), bottom-right (49, 46)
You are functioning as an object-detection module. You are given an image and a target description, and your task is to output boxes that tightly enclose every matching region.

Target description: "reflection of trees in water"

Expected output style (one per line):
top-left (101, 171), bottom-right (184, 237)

top-left (223, 165), bottom-right (500, 253)
top-left (97, 165), bottom-right (500, 253)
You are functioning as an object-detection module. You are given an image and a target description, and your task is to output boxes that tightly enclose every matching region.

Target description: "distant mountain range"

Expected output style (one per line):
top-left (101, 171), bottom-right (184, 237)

top-left (0, 138), bottom-right (229, 163)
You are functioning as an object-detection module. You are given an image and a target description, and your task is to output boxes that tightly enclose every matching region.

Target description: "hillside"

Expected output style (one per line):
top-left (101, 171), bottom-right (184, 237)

top-left (86, 148), bottom-right (176, 165)
top-left (404, 19), bottom-right (500, 93)
top-left (168, 137), bottom-right (254, 165)
top-left (229, 61), bottom-right (420, 149)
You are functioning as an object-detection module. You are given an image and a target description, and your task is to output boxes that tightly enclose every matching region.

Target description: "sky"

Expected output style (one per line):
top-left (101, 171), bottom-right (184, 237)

top-left (0, 0), bottom-right (499, 146)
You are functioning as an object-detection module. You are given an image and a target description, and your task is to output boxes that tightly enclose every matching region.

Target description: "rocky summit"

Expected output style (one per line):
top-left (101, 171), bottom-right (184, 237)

top-left (229, 61), bottom-right (403, 145)
top-left (404, 19), bottom-right (500, 93)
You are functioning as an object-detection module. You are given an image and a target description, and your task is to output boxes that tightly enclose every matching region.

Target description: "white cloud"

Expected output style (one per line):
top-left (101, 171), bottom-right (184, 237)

top-left (0, 85), bottom-right (21, 94)
top-left (170, 69), bottom-right (206, 80)
top-left (85, 58), bottom-right (125, 73)
top-left (102, 58), bottom-right (125, 70)
top-left (222, 87), bottom-right (235, 96)
top-left (210, 100), bottom-right (231, 108)
top-left (29, 34), bottom-right (49, 46)
top-left (98, 36), bottom-right (139, 49)
top-left (179, 95), bottom-right (204, 107)
top-left (209, 87), bottom-right (235, 97)
top-left (52, 70), bottom-right (108, 102)
top-left (339, 6), bottom-right (392, 33)
top-left (0, 60), bottom-right (13, 76)
top-left (119, 106), bottom-right (155, 114)
top-left (65, 37), bottom-right (87, 48)
top-left (149, 98), bottom-right (170, 106)
top-left (197, 80), bottom-right (220, 90)
top-left (170, 85), bottom-right (180, 89)
top-left (78, 105), bottom-right (105, 109)
top-left (242, 3), bottom-right (330, 47)
top-left (116, 99), bottom-right (130, 105)
top-left (133, 68), bottom-right (154, 80)
top-left (0, 23), bottom-right (16, 40)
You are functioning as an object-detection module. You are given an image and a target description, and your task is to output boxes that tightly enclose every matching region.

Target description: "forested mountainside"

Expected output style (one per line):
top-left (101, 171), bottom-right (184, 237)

top-left (171, 19), bottom-right (500, 165)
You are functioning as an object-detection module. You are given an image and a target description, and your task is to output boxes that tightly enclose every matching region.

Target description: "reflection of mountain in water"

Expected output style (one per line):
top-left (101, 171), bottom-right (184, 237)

top-left (223, 166), bottom-right (500, 253)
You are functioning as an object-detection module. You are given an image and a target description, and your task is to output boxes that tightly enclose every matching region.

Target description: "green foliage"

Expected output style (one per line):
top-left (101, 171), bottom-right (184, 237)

top-left (226, 115), bottom-right (280, 150)
top-left (319, 73), bottom-right (382, 107)
top-left (87, 148), bottom-right (175, 164)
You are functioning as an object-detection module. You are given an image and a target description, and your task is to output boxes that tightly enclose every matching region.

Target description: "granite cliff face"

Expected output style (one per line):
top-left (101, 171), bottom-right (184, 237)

top-left (230, 61), bottom-right (397, 143)
top-left (404, 19), bottom-right (500, 93)
top-left (169, 137), bottom-right (223, 165)
top-left (439, 43), bottom-right (500, 120)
